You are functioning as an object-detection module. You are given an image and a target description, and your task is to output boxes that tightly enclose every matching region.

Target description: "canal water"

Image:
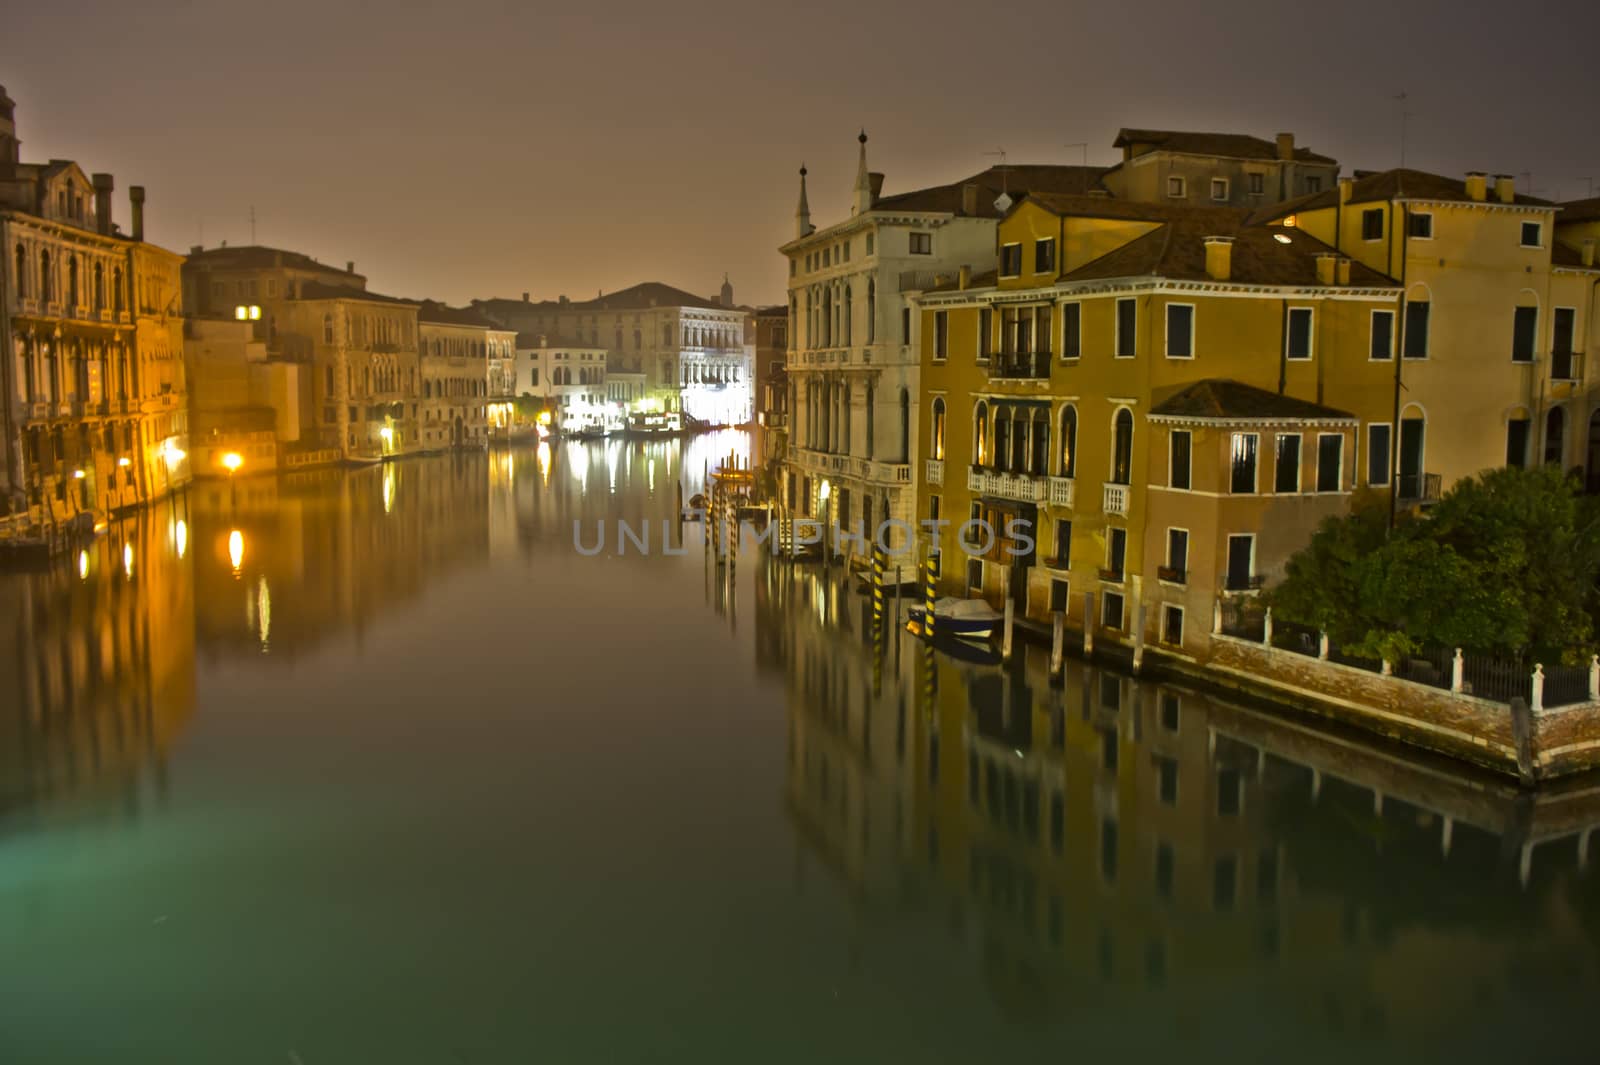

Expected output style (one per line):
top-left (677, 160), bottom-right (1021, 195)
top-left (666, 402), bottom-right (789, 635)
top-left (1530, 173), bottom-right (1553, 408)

top-left (1, 431), bottom-right (1596, 1064)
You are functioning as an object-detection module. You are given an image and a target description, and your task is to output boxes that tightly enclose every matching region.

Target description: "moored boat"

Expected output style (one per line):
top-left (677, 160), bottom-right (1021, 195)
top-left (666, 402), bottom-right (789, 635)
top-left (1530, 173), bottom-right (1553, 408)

top-left (906, 597), bottom-right (1003, 640)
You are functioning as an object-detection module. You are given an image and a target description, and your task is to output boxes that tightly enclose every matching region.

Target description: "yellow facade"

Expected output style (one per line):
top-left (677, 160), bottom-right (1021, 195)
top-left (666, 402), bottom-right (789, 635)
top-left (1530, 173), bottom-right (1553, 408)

top-left (915, 195), bottom-right (1402, 656)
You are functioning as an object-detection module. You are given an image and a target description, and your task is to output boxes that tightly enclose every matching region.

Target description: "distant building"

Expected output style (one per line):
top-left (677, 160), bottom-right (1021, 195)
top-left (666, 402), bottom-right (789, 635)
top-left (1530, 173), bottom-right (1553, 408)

top-left (752, 304), bottom-right (787, 466)
top-left (417, 301), bottom-right (502, 450)
top-left (0, 84), bottom-right (192, 534)
top-left (184, 317), bottom-right (300, 475)
top-left (474, 280), bottom-right (752, 425)
top-left (512, 333), bottom-right (609, 433)
top-left (1103, 128), bottom-right (1338, 207)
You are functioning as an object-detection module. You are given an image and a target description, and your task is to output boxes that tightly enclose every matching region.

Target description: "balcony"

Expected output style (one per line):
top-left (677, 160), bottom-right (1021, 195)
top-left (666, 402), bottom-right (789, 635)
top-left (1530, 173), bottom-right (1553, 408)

top-left (987, 350), bottom-right (1052, 381)
top-left (1047, 477), bottom-right (1074, 507)
top-left (1552, 350), bottom-right (1583, 382)
top-left (925, 458), bottom-right (944, 486)
top-left (1397, 472), bottom-right (1441, 505)
top-left (1103, 482), bottom-right (1130, 516)
top-left (967, 466), bottom-right (1047, 504)
top-left (1098, 566), bottom-right (1125, 584)
top-left (1224, 573), bottom-right (1265, 593)
top-left (1157, 565), bottom-right (1187, 585)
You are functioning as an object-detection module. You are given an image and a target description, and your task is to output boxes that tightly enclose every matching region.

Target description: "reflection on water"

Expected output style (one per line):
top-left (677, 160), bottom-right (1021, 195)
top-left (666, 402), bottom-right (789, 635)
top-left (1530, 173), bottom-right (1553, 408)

top-left (0, 431), bottom-right (1595, 1060)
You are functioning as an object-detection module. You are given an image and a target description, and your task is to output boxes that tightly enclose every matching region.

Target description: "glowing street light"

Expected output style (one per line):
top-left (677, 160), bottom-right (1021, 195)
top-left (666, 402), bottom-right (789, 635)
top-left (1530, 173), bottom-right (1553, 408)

top-left (221, 452), bottom-right (243, 474)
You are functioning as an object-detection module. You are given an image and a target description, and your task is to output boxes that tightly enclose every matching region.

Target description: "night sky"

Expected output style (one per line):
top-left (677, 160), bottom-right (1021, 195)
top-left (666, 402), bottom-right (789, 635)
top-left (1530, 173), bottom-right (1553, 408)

top-left (5, 0), bottom-right (1596, 307)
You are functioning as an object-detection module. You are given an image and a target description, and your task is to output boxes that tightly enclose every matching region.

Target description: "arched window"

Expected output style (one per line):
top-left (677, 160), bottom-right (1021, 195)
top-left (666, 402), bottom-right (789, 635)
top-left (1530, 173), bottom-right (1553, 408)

top-left (322, 314), bottom-right (334, 343)
top-left (1546, 405), bottom-right (1566, 466)
top-left (863, 382), bottom-right (874, 458)
top-left (93, 263), bottom-right (103, 311)
top-left (822, 288), bottom-right (833, 347)
top-left (842, 284), bottom-right (852, 346)
top-left (14, 244), bottom-right (26, 298)
top-left (40, 249), bottom-right (52, 302)
top-left (113, 267), bottom-right (123, 312)
top-left (1031, 409), bottom-right (1050, 475)
top-left (67, 256), bottom-right (79, 307)
top-left (1060, 405), bottom-right (1077, 477)
top-left (866, 279), bottom-right (876, 344)
top-left (995, 407), bottom-right (1012, 470)
top-left (931, 397), bottom-right (946, 461)
top-left (1111, 408), bottom-right (1134, 485)
top-left (1010, 407), bottom-right (1028, 473)
top-left (974, 401), bottom-right (989, 466)
top-left (898, 388), bottom-right (910, 462)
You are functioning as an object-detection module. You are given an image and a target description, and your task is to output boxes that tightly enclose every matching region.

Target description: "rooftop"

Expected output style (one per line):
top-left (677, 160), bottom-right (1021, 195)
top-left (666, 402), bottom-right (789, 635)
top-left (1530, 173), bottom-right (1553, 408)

top-left (513, 331), bottom-right (605, 350)
top-left (870, 164), bottom-right (1110, 218)
top-left (417, 301), bottom-right (501, 328)
top-left (1150, 379), bottom-right (1356, 422)
top-left (1259, 168), bottom-right (1555, 217)
top-left (295, 281), bottom-right (416, 306)
top-left (1113, 128), bottom-right (1336, 165)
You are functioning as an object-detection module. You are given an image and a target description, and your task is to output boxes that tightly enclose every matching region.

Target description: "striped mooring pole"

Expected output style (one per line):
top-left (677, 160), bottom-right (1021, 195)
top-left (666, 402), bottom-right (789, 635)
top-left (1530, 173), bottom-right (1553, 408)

top-left (922, 546), bottom-right (939, 642)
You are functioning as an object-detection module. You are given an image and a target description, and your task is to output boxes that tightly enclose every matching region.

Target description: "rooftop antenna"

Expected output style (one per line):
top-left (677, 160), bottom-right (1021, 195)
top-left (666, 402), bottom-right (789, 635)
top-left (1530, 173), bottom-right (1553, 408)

top-left (1393, 90), bottom-right (1410, 168)
top-left (1064, 142), bottom-right (1088, 167)
top-left (1586, 176), bottom-right (1597, 198)
top-left (249, 205), bottom-right (256, 244)
top-left (1520, 171), bottom-right (1534, 199)
top-left (983, 148), bottom-right (1012, 212)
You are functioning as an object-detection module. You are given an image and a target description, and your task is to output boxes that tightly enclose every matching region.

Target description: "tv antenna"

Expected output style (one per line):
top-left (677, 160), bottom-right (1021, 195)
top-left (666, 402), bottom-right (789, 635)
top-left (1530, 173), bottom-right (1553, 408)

top-left (1064, 142), bottom-right (1088, 167)
top-left (983, 148), bottom-right (1012, 212)
top-left (249, 205), bottom-right (257, 244)
top-left (1393, 90), bottom-right (1411, 168)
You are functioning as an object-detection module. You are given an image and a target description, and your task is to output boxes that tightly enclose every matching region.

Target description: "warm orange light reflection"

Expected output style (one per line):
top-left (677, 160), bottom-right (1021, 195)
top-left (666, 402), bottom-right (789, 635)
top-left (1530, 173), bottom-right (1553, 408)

top-left (228, 528), bottom-right (244, 572)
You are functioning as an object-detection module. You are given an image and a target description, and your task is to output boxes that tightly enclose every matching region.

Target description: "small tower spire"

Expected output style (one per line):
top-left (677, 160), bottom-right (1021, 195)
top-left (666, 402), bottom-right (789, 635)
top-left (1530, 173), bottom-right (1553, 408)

top-left (852, 130), bottom-right (872, 216)
top-left (795, 164), bottom-right (813, 239)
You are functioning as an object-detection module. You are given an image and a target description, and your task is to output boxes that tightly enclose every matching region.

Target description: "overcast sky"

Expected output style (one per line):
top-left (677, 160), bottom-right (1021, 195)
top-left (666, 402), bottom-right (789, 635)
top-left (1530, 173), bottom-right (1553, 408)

top-left (5, 0), bottom-right (1596, 307)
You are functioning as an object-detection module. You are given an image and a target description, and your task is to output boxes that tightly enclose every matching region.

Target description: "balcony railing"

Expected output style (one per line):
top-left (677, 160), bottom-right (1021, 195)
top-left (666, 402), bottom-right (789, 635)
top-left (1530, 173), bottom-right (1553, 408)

top-left (1157, 565), bottom-right (1187, 585)
top-left (967, 466), bottom-right (1047, 503)
top-left (925, 458), bottom-right (944, 486)
top-left (1047, 477), bottom-right (1074, 507)
top-left (1103, 483), bottom-right (1130, 516)
top-left (1098, 566), bottom-right (1125, 584)
top-left (988, 350), bottom-right (1052, 380)
top-left (1552, 350), bottom-right (1583, 382)
top-left (1224, 573), bottom-right (1265, 593)
top-left (1397, 472), bottom-right (1441, 504)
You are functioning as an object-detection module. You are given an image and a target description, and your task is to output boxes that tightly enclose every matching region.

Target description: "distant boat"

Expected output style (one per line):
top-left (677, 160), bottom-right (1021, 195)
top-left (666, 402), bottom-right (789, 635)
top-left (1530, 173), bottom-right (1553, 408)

top-left (907, 597), bottom-right (1003, 640)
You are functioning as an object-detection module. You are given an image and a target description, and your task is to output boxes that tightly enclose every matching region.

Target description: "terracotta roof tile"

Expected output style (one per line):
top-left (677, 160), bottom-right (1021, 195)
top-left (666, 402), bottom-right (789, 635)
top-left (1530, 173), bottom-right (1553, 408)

top-left (1150, 379), bottom-right (1355, 421)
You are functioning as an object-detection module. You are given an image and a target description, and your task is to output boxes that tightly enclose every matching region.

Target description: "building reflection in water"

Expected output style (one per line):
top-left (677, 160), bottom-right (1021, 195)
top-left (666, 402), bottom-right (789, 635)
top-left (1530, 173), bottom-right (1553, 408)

top-left (0, 505), bottom-right (195, 826)
top-left (760, 555), bottom-right (1600, 1037)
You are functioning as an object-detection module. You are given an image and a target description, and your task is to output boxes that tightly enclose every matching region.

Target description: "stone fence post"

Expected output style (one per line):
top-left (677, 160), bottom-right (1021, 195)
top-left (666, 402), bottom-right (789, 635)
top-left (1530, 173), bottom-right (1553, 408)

top-left (1451, 648), bottom-right (1464, 694)
top-left (1318, 632), bottom-right (1329, 660)
top-left (1531, 663), bottom-right (1545, 713)
top-left (1590, 654), bottom-right (1599, 701)
top-left (1262, 606), bottom-right (1273, 648)
top-left (1212, 597), bottom-right (1222, 635)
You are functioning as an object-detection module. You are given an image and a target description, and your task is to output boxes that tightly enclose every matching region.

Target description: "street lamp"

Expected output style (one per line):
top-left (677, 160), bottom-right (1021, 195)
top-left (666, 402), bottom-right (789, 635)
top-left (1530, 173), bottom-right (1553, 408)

top-left (222, 451), bottom-right (243, 508)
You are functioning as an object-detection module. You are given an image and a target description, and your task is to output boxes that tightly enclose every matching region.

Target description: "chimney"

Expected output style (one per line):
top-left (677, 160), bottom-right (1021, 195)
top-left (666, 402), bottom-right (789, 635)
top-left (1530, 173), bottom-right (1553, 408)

top-left (1314, 253), bottom-right (1338, 286)
top-left (1583, 239), bottom-right (1596, 268)
top-left (869, 172), bottom-right (884, 203)
top-left (522, 292), bottom-right (530, 302)
top-left (1465, 172), bottom-right (1488, 202)
top-left (1338, 176), bottom-right (1354, 204)
top-left (91, 173), bottom-right (114, 235)
top-left (961, 183), bottom-right (978, 216)
top-left (189, 244), bottom-right (202, 255)
top-left (958, 265), bottom-right (972, 290)
top-left (346, 260), bottom-right (355, 274)
top-left (1204, 237), bottom-right (1233, 281)
top-left (1494, 174), bottom-right (1515, 203)
top-left (129, 185), bottom-right (145, 241)
top-left (1336, 258), bottom-right (1352, 285)
top-left (1276, 132), bottom-right (1295, 161)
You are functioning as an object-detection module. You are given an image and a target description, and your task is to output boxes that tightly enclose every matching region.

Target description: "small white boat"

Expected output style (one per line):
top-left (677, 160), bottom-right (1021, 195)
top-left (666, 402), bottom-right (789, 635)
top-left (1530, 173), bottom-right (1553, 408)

top-left (907, 597), bottom-right (1003, 640)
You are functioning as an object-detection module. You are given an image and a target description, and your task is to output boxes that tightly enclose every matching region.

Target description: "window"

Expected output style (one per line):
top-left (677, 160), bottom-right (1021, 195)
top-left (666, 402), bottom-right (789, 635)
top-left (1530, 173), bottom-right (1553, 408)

top-left (931, 397), bottom-right (946, 460)
top-left (1166, 304), bottom-right (1194, 358)
top-left (1248, 173), bottom-right (1264, 196)
top-left (1000, 243), bottom-right (1022, 276)
top-left (1035, 306), bottom-right (1052, 355)
top-left (909, 232), bottom-right (932, 255)
top-left (1106, 527), bottom-right (1127, 580)
top-left (1115, 298), bottom-right (1136, 357)
top-left (1404, 301), bottom-right (1429, 358)
top-left (1370, 310), bottom-right (1395, 360)
top-left (1553, 307), bottom-right (1576, 355)
top-left (1545, 406), bottom-right (1565, 466)
top-left (934, 311), bottom-right (948, 359)
top-left (1062, 302), bottom-right (1081, 359)
top-left (1305, 176), bottom-right (1323, 193)
top-left (1103, 590), bottom-right (1125, 630)
top-left (1210, 177), bottom-right (1229, 201)
top-left (1053, 519), bottom-right (1071, 566)
top-left (1486, 306), bottom-right (1531, 369)
top-left (1361, 208), bottom-right (1384, 241)
top-left (1505, 418), bottom-right (1530, 468)
top-left (1285, 307), bottom-right (1313, 360)
top-left (1157, 758), bottom-right (1179, 804)
top-left (1169, 430), bottom-right (1191, 489)
top-left (1111, 408), bottom-right (1133, 484)
top-left (1166, 176), bottom-right (1185, 198)
top-left (900, 307), bottom-right (910, 345)
top-left (1367, 424), bottom-right (1391, 485)
top-left (1316, 434), bottom-right (1343, 492)
top-left (1230, 432), bottom-right (1258, 493)
top-left (1049, 577), bottom-right (1070, 613)
top-left (1059, 405), bottom-right (1077, 476)
top-left (866, 233), bottom-right (874, 255)
top-left (1034, 237), bottom-right (1056, 273)
top-left (1166, 528), bottom-right (1188, 580)
top-left (1225, 534), bottom-right (1254, 591)
top-left (1274, 433), bottom-right (1301, 493)
top-left (1408, 212), bottom-right (1433, 239)
top-left (928, 494), bottom-right (941, 524)
top-left (1521, 221), bottom-right (1542, 248)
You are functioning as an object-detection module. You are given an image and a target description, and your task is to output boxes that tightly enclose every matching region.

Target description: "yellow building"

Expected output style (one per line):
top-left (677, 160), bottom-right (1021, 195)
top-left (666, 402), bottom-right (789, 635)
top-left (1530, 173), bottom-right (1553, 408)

top-left (1257, 170), bottom-right (1600, 495)
top-left (1, 85), bottom-right (192, 537)
top-left (418, 301), bottom-right (497, 450)
top-left (913, 194), bottom-right (1401, 656)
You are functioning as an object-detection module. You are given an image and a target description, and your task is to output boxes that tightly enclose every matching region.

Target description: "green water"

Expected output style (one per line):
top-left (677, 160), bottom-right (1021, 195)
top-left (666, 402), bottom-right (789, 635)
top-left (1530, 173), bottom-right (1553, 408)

top-left (1, 432), bottom-right (1596, 1063)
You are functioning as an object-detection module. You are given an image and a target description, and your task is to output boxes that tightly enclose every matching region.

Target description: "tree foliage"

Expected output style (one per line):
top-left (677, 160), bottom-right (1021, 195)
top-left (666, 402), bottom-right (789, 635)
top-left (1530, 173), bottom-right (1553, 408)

top-left (1268, 465), bottom-right (1600, 664)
